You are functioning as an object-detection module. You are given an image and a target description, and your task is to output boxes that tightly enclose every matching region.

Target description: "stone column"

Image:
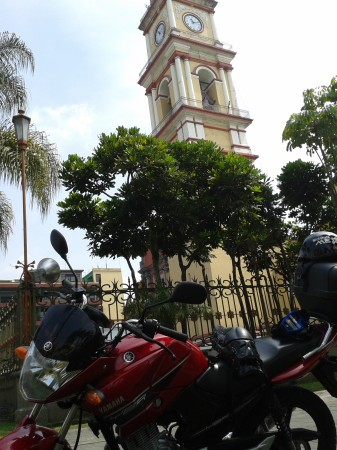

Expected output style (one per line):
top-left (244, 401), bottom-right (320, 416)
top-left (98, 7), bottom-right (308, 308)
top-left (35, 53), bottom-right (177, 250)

top-left (151, 88), bottom-right (160, 126)
top-left (167, 0), bottom-right (177, 28)
top-left (219, 67), bottom-right (230, 109)
top-left (175, 56), bottom-right (187, 104)
top-left (210, 13), bottom-right (220, 42)
top-left (170, 63), bottom-right (179, 104)
top-left (145, 33), bottom-right (152, 59)
top-left (147, 93), bottom-right (156, 130)
top-left (226, 70), bottom-right (239, 111)
top-left (184, 58), bottom-right (197, 106)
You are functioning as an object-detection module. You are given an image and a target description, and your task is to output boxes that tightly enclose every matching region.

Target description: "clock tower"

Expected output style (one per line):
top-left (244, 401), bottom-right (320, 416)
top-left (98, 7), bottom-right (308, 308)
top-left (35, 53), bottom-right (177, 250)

top-left (138, 0), bottom-right (257, 159)
top-left (138, 0), bottom-right (257, 285)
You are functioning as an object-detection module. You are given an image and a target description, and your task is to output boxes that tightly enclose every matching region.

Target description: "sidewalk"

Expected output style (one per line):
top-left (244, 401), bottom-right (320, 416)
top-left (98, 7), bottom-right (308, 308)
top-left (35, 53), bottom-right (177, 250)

top-left (66, 390), bottom-right (337, 449)
top-left (66, 426), bottom-right (105, 449)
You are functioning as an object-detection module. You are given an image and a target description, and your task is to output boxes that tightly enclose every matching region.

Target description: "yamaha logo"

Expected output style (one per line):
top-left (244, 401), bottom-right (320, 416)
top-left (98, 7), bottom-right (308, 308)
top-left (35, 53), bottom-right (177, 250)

top-left (43, 341), bottom-right (53, 352)
top-left (123, 352), bottom-right (135, 363)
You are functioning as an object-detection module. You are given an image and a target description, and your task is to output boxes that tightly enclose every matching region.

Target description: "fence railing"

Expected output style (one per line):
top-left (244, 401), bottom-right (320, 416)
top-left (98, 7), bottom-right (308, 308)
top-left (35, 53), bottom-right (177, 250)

top-left (0, 276), bottom-right (295, 377)
top-left (0, 298), bottom-right (20, 376)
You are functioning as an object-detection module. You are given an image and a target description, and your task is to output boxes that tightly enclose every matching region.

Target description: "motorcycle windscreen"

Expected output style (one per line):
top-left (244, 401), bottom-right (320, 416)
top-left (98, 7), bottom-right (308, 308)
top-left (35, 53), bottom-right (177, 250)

top-left (34, 304), bottom-right (103, 370)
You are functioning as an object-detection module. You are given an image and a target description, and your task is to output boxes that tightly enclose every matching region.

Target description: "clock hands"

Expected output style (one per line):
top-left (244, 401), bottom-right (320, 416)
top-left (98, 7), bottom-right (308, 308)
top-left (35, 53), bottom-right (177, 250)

top-left (184, 14), bottom-right (202, 31)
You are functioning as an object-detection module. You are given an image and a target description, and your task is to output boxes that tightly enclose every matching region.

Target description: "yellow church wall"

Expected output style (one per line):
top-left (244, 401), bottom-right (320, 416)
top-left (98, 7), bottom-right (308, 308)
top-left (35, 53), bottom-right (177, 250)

top-left (204, 127), bottom-right (231, 149)
top-left (91, 268), bottom-right (123, 322)
top-left (192, 76), bottom-right (202, 102)
top-left (167, 248), bottom-right (254, 283)
top-left (166, 249), bottom-right (250, 333)
top-left (167, 255), bottom-right (212, 283)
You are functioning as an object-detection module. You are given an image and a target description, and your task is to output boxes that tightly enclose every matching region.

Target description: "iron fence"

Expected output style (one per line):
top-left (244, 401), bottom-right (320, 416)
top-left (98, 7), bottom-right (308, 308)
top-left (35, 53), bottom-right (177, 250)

top-left (0, 276), bottom-right (296, 377)
top-left (0, 298), bottom-right (20, 377)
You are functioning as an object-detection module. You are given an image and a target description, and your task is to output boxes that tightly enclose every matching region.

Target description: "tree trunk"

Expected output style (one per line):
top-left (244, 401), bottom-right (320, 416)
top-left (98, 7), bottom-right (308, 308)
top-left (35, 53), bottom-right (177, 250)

top-left (230, 255), bottom-right (250, 331)
top-left (151, 247), bottom-right (162, 286)
top-left (266, 265), bottom-right (283, 319)
top-left (125, 257), bottom-right (137, 286)
top-left (236, 257), bottom-right (256, 337)
top-left (178, 254), bottom-right (187, 281)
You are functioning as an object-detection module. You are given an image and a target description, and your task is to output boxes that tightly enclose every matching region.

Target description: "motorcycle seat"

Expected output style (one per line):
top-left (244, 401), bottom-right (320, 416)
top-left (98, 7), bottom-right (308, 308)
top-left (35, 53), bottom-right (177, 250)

top-left (255, 329), bottom-right (323, 378)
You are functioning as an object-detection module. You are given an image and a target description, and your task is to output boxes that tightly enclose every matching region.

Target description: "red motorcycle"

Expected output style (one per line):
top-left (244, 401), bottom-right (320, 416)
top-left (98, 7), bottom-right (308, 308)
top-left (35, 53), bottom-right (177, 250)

top-left (1, 229), bottom-right (337, 450)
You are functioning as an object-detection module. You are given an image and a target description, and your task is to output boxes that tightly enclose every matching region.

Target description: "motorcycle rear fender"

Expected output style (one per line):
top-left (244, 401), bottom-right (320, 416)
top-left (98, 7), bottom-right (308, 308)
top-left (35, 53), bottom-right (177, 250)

top-left (271, 351), bottom-right (324, 384)
top-left (313, 355), bottom-right (337, 397)
top-left (0, 416), bottom-right (70, 450)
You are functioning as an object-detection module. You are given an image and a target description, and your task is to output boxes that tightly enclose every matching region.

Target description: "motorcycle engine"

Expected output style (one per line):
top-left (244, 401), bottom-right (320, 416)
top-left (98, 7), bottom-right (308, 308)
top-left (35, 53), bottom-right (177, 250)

top-left (119, 424), bottom-right (177, 450)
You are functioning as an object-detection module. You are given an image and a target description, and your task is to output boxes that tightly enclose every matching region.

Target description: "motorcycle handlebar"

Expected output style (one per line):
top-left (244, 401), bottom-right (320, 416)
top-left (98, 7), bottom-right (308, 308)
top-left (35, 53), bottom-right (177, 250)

top-left (142, 319), bottom-right (188, 342)
top-left (122, 320), bottom-right (188, 343)
top-left (62, 278), bottom-right (74, 290)
top-left (121, 320), bottom-right (182, 360)
top-left (156, 324), bottom-right (188, 342)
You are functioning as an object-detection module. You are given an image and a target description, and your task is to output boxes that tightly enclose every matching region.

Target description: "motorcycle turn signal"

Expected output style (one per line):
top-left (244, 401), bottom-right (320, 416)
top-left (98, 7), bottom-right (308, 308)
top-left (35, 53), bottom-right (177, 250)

top-left (15, 346), bottom-right (28, 360)
top-left (84, 387), bottom-right (105, 406)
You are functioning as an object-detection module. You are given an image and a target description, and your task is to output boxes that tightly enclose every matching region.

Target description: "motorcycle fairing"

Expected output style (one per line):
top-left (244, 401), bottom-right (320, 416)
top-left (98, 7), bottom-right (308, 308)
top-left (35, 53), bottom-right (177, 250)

top-left (0, 416), bottom-right (70, 450)
top-left (34, 304), bottom-right (103, 370)
top-left (43, 355), bottom-right (116, 402)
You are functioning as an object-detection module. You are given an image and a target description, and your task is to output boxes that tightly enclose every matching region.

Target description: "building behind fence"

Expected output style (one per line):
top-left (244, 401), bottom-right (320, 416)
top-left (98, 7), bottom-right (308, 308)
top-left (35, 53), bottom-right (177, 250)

top-left (0, 275), bottom-right (297, 379)
top-left (0, 274), bottom-right (297, 422)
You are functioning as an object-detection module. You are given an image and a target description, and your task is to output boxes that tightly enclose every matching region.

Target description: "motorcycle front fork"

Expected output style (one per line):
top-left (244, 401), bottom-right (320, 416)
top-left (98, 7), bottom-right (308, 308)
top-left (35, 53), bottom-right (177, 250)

top-left (29, 402), bottom-right (80, 450)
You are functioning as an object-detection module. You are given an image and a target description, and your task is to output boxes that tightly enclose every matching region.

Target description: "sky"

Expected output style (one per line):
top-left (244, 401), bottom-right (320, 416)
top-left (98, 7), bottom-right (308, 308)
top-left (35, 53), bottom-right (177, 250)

top-left (1, 0), bottom-right (336, 283)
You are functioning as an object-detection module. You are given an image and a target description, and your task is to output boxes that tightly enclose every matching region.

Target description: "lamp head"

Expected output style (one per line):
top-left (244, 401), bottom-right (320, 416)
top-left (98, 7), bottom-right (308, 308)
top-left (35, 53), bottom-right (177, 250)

top-left (12, 109), bottom-right (31, 146)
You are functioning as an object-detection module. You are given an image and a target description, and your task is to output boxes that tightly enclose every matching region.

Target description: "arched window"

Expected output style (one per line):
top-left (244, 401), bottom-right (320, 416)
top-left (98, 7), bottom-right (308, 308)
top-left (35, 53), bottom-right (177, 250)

top-left (197, 67), bottom-right (218, 110)
top-left (157, 77), bottom-right (172, 120)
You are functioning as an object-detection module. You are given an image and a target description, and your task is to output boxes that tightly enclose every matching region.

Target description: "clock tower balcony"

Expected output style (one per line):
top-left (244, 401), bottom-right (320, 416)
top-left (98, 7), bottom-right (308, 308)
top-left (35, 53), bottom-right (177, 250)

top-left (152, 96), bottom-right (250, 135)
top-left (150, 96), bottom-right (257, 160)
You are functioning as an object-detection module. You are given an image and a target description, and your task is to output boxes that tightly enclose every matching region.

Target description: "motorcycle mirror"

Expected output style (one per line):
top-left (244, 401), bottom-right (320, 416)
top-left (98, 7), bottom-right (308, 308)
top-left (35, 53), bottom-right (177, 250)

top-left (50, 229), bottom-right (69, 260)
top-left (34, 258), bottom-right (60, 283)
top-left (170, 282), bottom-right (207, 305)
top-left (139, 281), bottom-right (207, 323)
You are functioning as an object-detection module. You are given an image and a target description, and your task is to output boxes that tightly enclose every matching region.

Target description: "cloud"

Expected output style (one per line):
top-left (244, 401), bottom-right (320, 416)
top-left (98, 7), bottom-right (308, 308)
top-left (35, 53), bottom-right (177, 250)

top-left (31, 103), bottom-right (97, 158)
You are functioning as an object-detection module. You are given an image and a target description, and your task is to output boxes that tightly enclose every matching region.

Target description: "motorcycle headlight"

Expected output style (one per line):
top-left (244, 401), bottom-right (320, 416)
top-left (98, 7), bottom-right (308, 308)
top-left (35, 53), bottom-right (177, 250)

top-left (19, 342), bottom-right (80, 401)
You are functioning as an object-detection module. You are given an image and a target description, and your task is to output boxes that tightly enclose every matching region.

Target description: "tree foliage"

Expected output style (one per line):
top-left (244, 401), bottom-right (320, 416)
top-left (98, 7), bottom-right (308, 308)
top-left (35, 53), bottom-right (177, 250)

top-left (0, 31), bottom-right (34, 116)
top-left (277, 159), bottom-right (336, 234)
top-left (0, 31), bottom-right (62, 251)
top-left (0, 119), bottom-right (61, 216)
top-left (0, 191), bottom-right (14, 252)
top-left (275, 159), bottom-right (337, 285)
top-left (58, 127), bottom-right (272, 285)
top-left (282, 76), bottom-right (337, 210)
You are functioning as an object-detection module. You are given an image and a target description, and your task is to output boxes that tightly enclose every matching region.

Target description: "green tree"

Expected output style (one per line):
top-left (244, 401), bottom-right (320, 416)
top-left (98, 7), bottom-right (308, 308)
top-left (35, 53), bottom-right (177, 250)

top-left (274, 159), bottom-right (337, 290)
top-left (166, 140), bottom-right (225, 281)
top-left (58, 127), bottom-right (179, 286)
top-left (0, 31), bottom-right (61, 250)
top-left (211, 156), bottom-right (269, 332)
top-left (282, 76), bottom-right (337, 211)
top-left (0, 31), bottom-right (34, 115)
top-left (0, 191), bottom-right (14, 252)
top-left (58, 128), bottom-right (226, 284)
top-left (277, 159), bottom-right (336, 235)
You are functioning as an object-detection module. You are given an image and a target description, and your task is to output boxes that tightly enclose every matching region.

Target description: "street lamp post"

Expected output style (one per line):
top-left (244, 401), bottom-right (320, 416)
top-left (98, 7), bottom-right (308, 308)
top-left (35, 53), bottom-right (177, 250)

top-left (12, 109), bottom-right (32, 345)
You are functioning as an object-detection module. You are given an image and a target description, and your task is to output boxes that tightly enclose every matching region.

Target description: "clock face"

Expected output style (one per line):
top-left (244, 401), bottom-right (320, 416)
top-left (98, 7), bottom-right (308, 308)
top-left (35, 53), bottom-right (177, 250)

top-left (155, 22), bottom-right (166, 45)
top-left (183, 13), bottom-right (203, 32)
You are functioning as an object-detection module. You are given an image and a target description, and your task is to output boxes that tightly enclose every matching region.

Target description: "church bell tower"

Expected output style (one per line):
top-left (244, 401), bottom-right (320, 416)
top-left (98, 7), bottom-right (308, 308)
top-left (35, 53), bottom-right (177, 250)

top-left (138, 0), bottom-right (257, 159)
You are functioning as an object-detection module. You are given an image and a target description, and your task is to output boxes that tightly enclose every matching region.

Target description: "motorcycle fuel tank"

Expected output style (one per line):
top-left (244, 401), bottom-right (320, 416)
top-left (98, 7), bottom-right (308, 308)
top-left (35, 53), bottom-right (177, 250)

top-left (86, 334), bottom-right (208, 434)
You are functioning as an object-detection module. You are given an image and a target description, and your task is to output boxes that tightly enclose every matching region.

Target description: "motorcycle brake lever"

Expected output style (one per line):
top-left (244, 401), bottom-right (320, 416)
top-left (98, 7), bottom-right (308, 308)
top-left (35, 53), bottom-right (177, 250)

top-left (122, 322), bottom-right (177, 360)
